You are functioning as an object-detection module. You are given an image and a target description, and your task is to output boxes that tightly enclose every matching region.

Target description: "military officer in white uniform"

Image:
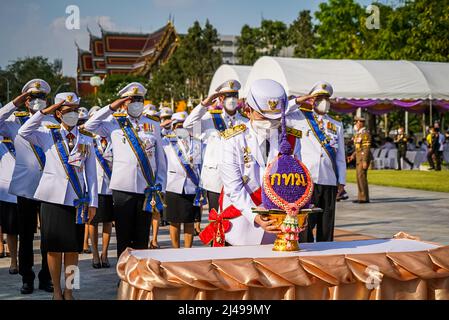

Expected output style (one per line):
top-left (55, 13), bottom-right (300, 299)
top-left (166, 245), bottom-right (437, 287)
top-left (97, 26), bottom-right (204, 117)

top-left (0, 79), bottom-right (54, 294)
top-left (19, 92), bottom-right (98, 300)
top-left (0, 132), bottom-right (19, 275)
top-left (160, 106), bottom-right (174, 136)
top-left (290, 82), bottom-right (346, 242)
top-left (83, 82), bottom-right (167, 258)
top-left (162, 111), bottom-right (204, 248)
top-left (183, 80), bottom-right (248, 212)
top-left (219, 79), bottom-right (304, 246)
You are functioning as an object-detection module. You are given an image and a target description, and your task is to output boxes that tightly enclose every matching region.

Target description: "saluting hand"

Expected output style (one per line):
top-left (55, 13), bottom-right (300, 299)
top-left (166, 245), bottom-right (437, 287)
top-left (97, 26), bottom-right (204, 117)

top-left (41, 99), bottom-right (66, 115)
top-left (201, 90), bottom-right (233, 107)
top-left (12, 91), bottom-right (31, 107)
top-left (110, 96), bottom-right (132, 111)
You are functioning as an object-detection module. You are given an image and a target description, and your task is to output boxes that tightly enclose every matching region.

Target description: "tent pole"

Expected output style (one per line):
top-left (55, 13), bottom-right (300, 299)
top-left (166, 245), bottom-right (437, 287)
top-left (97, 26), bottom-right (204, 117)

top-left (405, 111), bottom-right (409, 134)
top-left (429, 98), bottom-right (433, 127)
top-left (422, 113), bottom-right (426, 138)
top-left (384, 114), bottom-right (388, 136)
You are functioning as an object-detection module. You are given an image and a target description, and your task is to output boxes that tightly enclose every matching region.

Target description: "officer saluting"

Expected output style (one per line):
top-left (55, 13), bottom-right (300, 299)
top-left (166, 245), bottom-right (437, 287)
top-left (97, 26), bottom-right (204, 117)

top-left (83, 82), bottom-right (167, 258)
top-left (183, 80), bottom-right (248, 212)
top-left (18, 92), bottom-right (98, 300)
top-left (0, 79), bottom-right (54, 294)
top-left (348, 116), bottom-right (372, 203)
top-left (162, 112), bottom-right (205, 248)
top-left (217, 79), bottom-right (303, 246)
top-left (290, 82), bottom-right (346, 242)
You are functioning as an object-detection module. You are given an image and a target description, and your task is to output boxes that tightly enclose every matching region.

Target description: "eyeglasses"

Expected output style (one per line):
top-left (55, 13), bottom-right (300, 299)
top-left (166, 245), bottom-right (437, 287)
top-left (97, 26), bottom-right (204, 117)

top-left (130, 96), bottom-right (144, 103)
top-left (29, 93), bottom-right (47, 100)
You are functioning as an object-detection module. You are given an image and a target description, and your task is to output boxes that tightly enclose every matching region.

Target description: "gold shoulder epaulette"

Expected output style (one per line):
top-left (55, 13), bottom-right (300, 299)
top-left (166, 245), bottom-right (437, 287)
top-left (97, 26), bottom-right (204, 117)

top-left (238, 110), bottom-right (249, 119)
top-left (113, 113), bottom-right (127, 117)
top-left (46, 124), bottom-right (61, 129)
top-left (286, 127), bottom-right (302, 138)
top-left (14, 111), bottom-right (29, 117)
top-left (221, 124), bottom-right (247, 140)
top-left (209, 109), bottom-right (223, 114)
top-left (164, 133), bottom-right (176, 139)
top-left (2, 138), bottom-right (13, 143)
top-left (145, 114), bottom-right (160, 122)
top-left (79, 128), bottom-right (94, 138)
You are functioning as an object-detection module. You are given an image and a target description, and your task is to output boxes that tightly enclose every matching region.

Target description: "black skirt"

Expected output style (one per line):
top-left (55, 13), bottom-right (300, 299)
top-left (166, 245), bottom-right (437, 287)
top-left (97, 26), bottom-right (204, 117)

top-left (165, 191), bottom-right (200, 223)
top-left (0, 200), bottom-right (18, 235)
top-left (89, 194), bottom-right (114, 225)
top-left (40, 202), bottom-right (84, 253)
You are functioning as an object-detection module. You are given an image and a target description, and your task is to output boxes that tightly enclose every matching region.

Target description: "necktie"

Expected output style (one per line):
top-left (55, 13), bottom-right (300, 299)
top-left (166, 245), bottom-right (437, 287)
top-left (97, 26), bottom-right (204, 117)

top-left (66, 133), bottom-right (75, 152)
top-left (264, 139), bottom-right (270, 163)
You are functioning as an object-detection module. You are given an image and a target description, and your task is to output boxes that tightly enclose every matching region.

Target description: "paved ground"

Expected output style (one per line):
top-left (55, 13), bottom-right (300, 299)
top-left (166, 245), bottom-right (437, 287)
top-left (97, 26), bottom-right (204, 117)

top-left (0, 183), bottom-right (448, 300)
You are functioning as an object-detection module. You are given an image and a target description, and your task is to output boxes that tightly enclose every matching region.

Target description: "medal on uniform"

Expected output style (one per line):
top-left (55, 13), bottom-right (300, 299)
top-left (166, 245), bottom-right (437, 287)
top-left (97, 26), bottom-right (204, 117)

top-left (243, 146), bottom-right (251, 168)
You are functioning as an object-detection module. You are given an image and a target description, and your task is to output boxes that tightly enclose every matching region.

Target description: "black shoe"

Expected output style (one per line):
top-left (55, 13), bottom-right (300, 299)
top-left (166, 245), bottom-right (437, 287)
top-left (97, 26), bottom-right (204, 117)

top-left (352, 200), bottom-right (360, 203)
top-left (9, 267), bottom-right (19, 275)
top-left (39, 281), bottom-right (54, 293)
top-left (92, 261), bottom-right (102, 269)
top-left (21, 282), bottom-right (34, 294)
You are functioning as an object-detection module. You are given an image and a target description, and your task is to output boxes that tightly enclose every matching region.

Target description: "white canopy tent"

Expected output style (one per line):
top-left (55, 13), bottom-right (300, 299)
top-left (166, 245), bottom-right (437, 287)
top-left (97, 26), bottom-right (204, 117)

top-left (208, 64), bottom-right (252, 96)
top-left (242, 57), bottom-right (449, 101)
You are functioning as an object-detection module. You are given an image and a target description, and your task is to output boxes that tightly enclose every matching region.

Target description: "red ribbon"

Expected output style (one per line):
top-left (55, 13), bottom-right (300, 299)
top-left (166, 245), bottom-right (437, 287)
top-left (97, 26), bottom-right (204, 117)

top-left (199, 205), bottom-right (241, 247)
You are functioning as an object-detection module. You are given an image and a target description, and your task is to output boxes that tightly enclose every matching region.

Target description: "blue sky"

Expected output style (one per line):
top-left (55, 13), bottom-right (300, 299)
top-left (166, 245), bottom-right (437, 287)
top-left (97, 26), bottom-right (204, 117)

top-left (0, 0), bottom-right (373, 76)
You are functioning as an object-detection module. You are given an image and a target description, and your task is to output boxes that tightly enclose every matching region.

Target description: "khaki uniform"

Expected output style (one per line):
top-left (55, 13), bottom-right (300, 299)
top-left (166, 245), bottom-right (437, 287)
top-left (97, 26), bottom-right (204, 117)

top-left (352, 127), bottom-right (372, 202)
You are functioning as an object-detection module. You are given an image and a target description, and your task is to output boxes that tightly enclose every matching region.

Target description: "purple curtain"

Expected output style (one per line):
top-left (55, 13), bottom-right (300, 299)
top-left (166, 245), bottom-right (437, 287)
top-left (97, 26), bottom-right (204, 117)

top-left (434, 100), bottom-right (449, 111)
top-left (392, 100), bottom-right (424, 108)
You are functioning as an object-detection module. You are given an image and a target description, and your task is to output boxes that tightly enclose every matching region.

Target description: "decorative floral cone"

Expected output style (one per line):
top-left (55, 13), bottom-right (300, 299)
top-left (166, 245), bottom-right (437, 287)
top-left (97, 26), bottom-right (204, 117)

top-left (260, 91), bottom-right (314, 251)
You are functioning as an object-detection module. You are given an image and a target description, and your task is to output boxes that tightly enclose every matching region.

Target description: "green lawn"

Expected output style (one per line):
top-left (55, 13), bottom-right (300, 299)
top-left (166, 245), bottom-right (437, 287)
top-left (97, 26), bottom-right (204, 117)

top-left (346, 169), bottom-right (449, 193)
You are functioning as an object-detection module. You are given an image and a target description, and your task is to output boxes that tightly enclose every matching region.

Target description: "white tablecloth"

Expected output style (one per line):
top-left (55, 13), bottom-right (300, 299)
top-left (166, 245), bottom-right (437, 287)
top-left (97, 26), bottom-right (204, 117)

top-left (131, 239), bottom-right (438, 262)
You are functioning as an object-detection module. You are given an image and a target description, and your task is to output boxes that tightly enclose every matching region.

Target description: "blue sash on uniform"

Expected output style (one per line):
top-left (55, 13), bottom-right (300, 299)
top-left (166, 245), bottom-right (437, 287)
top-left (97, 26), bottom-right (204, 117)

top-left (115, 116), bottom-right (165, 213)
top-left (303, 110), bottom-right (338, 181)
top-left (170, 140), bottom-right (207, 207)
top-left (93, 142), bottom-right (112, 180)
top-left (49, 128), bottom-right (89, 224)
top-left (210, 112), bottom-right (227, 132)
top-left (1, 139), bottom-right (16, 158)
top-left (17, 115), bottom-right (46, 169)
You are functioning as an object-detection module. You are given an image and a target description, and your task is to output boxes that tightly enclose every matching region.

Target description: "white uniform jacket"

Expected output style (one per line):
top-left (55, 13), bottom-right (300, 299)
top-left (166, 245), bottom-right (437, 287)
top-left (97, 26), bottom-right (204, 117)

top-left (93, 135), bottom-right (113, 195)
top-left (289, 108), bottom-right (346, 186)
top-left (0, 136), bottom-right (17, 203)
top-left (183, 104), bottom-right (248, 193)
top-left (162, 135), bottom-right (203, 195)
top-left (18, 111), bottom-right (98, 208)
top-left (220, 118), bottom-right (303, 246)
top-left (0, 102), bottom-right (58, 199)
top-left (83, 106), bottom-right (167, 194)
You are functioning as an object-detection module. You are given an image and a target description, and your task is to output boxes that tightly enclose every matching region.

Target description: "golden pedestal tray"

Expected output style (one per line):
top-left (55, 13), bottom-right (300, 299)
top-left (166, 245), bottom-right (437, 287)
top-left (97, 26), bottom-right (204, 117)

top-left (252, 207), bottom-right (323, 251)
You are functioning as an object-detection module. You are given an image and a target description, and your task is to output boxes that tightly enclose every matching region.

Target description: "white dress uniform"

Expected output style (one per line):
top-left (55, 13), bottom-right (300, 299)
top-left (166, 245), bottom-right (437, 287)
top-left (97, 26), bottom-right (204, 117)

top-left (83, 82), bottom-right (167, 257)
top-left (83, 108), bottom-right (167, 194)
top-left (290, 110), bottom-right (346, 186)
top-left (219, 79), bottom-right (303, 246)
top-left (0, 135), bottom-right (17, 204)
top-left (183, 80), bottom-right (248, 196)
top-left (0, 102), bottom-right (58, 199)
top-left (289, 81), bottom-right (346, 242)
top-left (18, 111), bottom-right (98, 208)
top-left (93, 135), bottom-right (113, 196)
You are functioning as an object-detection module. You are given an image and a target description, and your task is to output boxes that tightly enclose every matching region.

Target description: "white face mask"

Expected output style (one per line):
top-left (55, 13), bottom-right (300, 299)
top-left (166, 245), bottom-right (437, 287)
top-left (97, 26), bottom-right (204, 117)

top-left (174, 128), bottom-right (189, 139)
top-left (29, 99), bottom-right (47, 112)
top-left (251, 119), bottom-right (281, 131)
top-left (127, 102), bottom-right (144, 117)
top-left (61, 111), bottom-right (79, 127)
top-left (224, 97), bottom-right (238, 112)
top-left (314, 99), bottom-right (331, 114)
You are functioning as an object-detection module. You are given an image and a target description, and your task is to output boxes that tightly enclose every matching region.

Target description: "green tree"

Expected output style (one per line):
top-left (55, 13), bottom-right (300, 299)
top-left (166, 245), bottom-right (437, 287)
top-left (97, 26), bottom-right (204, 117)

top-left (236, 25), bottom-right (261, 65)
top-left (289, 10), bottom-right (315, 58)
top-left (314, 0), bottom-right (365, 59)
top-left (0, 56), bottom-right (75, 104)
